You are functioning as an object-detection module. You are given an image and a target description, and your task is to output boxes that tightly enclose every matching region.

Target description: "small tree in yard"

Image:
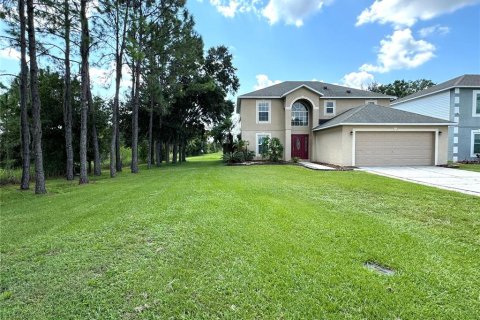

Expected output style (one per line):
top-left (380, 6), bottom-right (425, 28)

top-left (260, 137), bottom-right (284, 162)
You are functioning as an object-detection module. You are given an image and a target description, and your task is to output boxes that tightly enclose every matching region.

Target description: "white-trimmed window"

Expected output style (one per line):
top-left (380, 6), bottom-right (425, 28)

top-left (365, 100), bottom-right (377, 105)
top-left (256, 133), bottom-right (271, 156)
top-left (324, 100), bottom-right (336, 115)
top-left (291, 101), bottom-right (308, 126)
top-left (472, 130), bottom-right (480, 157)
top-left (256, 100), bottom-right (271, 124)
top-left (473, 90), bottom-right (480, 117)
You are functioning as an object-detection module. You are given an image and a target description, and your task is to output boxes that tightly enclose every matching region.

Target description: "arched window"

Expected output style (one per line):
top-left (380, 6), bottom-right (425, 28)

top-left (291, 102), bottom-right (308, 126)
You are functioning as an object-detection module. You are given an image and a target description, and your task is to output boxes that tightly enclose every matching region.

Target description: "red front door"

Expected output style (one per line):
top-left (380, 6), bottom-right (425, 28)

top-left (291, 134), bottom-right (309, 159)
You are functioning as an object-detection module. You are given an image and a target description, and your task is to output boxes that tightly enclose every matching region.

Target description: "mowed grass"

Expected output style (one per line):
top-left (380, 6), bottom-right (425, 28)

top-left (1, 154), bottom-right (479, 319)
top-left (457, 163), bottom-right (480, 172)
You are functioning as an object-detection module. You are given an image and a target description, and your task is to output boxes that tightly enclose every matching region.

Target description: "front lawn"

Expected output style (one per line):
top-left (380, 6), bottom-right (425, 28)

top-left (1, 154), bottom-right (479, 319)
top-left (457, 163), bottom-right (480, 172)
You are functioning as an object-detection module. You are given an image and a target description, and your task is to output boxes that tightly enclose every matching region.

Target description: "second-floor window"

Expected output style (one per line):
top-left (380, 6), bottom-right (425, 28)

top-left (473, 90), bottom-right (480, 117)
top-left (324, 100), bottom-right (336, 115)
top-left (291, 102), bottom-right (308, 126)
top-left (257, 100), bottom-right (271, 123)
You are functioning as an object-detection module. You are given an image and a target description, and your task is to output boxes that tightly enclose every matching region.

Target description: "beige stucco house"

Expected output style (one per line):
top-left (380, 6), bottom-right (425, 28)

top-left (237, 81), bottom-right (452, 166)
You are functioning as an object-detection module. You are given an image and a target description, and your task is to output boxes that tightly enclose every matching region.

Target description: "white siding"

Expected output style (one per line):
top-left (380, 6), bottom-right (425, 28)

top-left (392, 91), bottom-right (450, 120)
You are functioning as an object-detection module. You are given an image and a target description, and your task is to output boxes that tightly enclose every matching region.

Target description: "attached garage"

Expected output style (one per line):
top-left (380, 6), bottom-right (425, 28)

top-left (312, 104), bottom-right (453, 167)
top-left (355, 131), bottom-right (435, 166)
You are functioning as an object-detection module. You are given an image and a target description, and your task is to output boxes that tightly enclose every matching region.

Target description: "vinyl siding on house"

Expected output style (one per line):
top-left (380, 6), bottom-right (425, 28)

top-left (392, 90), bottom-right (451, 120)
top-left (456, 89), bottom-right (480, 160)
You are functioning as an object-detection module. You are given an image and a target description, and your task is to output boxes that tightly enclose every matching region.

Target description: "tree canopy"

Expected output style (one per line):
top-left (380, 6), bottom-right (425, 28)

top-left (367, 79), bottom-right (436, 98)
top-left (0, 0), bottom-right (239, 192)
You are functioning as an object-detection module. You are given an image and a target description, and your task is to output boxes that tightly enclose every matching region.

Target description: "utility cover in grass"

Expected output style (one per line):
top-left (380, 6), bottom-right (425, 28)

top-left (364, 261), bottom-right (395, 275)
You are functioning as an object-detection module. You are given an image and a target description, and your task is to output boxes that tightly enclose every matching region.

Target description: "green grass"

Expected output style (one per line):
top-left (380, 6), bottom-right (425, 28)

top-left (456, 163), bottom-right (480, 172)
top-left (1, 153), bottom-right (479, 319)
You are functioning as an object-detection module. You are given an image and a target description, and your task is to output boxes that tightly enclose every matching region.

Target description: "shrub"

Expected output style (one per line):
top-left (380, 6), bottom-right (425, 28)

top-left (222, 151), bottom-right (244, 164)
top-left (222, 140), bottom-right (255, 164)
top-left (291, 156), bottom-right (300, 163)
top-left (260, 137), bottom-right (284, 162)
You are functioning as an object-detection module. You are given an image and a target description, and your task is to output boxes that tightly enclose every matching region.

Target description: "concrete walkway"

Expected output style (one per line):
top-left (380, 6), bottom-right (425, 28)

top-left (299, 161), bottom-right (335, 171)
top-left (359, 166), bottom-right (480, 196)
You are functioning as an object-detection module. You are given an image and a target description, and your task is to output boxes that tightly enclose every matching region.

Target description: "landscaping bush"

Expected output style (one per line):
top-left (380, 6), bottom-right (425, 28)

top-left (260, 137), bottom-right (284, 162)
top-left (222, 151), bottom-right (244, 164)
top-left (222, 140), bottom-right (255, 164)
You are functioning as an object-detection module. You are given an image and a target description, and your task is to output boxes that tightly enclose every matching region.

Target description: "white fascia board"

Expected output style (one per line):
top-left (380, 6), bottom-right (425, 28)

top-left (280, 85), bottom-right (324, 97)
top-left (313, 122), bottom-right (455, 132)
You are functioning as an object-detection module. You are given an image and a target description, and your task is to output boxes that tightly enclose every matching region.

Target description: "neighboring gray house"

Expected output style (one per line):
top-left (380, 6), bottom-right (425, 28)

top-left (391, 74), bottom-right (480, 162)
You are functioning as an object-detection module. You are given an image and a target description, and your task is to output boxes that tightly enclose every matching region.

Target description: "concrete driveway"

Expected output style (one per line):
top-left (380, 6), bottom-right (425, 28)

top-left (359, 166), bottom-right (480, 196)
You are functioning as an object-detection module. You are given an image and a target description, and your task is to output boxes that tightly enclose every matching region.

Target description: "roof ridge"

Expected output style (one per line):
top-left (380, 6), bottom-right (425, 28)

top-left (344, 104), bottom-right (369, 119)
top-left (329, 104), bottom-right (368, 122)
top-left (453, 74), bottom-right (466, 86)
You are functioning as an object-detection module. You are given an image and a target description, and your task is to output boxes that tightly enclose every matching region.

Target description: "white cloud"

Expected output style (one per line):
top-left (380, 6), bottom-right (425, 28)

top-left (418, 24), bottom-right (450, 38)
top-left (209, 0), bottom-right (260, 18)
top-left (0, 47), bottom-right (21, 61)
top-left (360, 28), bottom-right (435, 73)
top-left (254, 74), bottom-right (281, 90)
top-left (210, 0), bottom-right (240, 17)
top-left (356, 0), bottom-right (480, 27)
top-left (207, 0), bottom-right (331, 26)
top-left (341, 71), bottom-right (375, 89)
top-left (262, 0), bottom-right (327, 27)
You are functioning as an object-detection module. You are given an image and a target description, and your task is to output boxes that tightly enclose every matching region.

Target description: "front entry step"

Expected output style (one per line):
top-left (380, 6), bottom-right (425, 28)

top-left (298, 161), bottom-right (335, 171)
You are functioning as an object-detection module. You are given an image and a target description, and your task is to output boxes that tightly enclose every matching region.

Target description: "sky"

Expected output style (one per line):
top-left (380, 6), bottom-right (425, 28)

top-left (186, 0), bottom-right (480, 95)
top-left (1, 0), bottom-right (479, 99)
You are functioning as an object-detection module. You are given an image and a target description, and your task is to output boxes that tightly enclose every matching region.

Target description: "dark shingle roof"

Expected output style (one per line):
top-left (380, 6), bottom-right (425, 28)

top-left (391, 74), bottom-right (480, 105)
top-left (313, 104), bottom-right (453, 131)
top-left (238, 81), bottom-right (395, 99)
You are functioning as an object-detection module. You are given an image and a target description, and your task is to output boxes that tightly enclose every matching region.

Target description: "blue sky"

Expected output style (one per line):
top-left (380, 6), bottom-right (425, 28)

top-left (187, 0), bottom-right (480, 95)
top-left (1, 0), bottom-right (479, 99)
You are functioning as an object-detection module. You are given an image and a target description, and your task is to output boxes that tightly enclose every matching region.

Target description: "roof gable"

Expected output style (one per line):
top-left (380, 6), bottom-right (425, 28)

top-left (280, 84), bottom-right (324, 97)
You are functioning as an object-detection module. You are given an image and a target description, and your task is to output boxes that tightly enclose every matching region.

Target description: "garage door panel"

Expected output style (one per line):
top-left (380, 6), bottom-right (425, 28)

top-left (356, 131), bottom-right (434, 166)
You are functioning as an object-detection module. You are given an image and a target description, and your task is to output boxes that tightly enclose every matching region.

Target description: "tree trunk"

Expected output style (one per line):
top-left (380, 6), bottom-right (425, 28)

top-left (63, 0), bottom-right (74, 180)
top-left (79, 0), bottom-right (89, 184)
top-left (115, 124), bottom-right (122, 171)
top-left (113, 1), bottom-right (130, 174)
top-left (110, 70), bottom-right (119, 177)
top-left (147, 98), bottom-right (153, 169)
top-left (165, 143), bottom-right (170, 164)
top-left (181, 141), bottom-right (186, 162)
top-left (131, 54), bottom-right (141, 173)
top-left (110, 97), bottom-right (117, 177)
top-left (27, 0), bottom-right (46, 194)
top-left (19, 0), bottom-right (30, 190)
top-left (88, 83), bottom-right (101, 176)
top-left (172, 139), bottom-right (178, 163)
top-left (155, 139), bottom-right (162, 166)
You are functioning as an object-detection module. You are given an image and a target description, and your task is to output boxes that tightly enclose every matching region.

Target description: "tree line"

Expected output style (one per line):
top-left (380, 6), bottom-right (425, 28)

top-left (367, 79), bottom-right (435, 98)
top-left (0, 0), bottom-right (239, 193)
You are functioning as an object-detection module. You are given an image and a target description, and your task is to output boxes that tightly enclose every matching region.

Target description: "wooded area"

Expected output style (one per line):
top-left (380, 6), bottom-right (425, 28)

top-left (0, 0), bottom-right (239, 193)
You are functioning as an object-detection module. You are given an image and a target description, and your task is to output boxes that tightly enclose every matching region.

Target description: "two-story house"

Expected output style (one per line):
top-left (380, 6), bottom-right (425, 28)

top-left (392, 74), bottom-right (480, 162)
top-left (237, 81), bottom-right (452, 166)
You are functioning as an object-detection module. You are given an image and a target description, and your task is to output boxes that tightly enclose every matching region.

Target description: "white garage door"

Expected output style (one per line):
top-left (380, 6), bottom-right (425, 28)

top-left (355, 131), bottom-right (435, 166)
